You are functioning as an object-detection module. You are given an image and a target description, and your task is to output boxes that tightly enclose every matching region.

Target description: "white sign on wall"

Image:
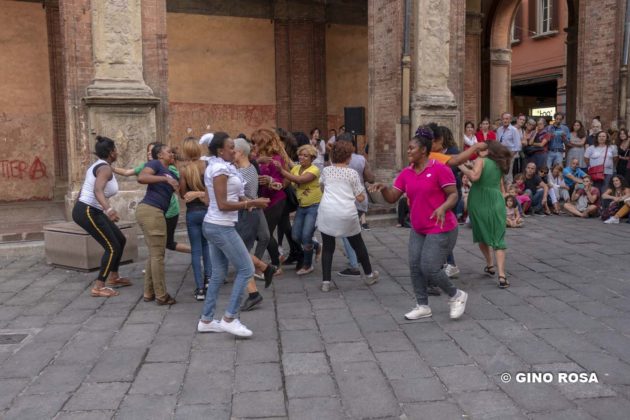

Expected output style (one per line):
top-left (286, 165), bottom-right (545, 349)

top-left (531, 107), bottom-right (556, 117)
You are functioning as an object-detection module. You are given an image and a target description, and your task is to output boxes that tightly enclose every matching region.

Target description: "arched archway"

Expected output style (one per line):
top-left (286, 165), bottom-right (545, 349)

top-left (482, 0), bottom-right (579, 121)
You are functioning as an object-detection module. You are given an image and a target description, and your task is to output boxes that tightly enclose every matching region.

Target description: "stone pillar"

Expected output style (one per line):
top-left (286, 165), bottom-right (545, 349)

top-left (489, 48), bottom-right (512, 121)
top-left (410, 0), bottom-right (460, 146)
top-left (464, 11), bottom-right (482, 125)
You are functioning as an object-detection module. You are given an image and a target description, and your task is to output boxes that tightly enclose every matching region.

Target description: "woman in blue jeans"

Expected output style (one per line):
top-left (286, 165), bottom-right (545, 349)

top-left (180, 137), bottom-right (211, 301)
top-left (369, 127), bottom-right (468, 320)
top-left (274, 144), bottom-right (322, 275)
top-left (197, 133), bottom-right (269, 337)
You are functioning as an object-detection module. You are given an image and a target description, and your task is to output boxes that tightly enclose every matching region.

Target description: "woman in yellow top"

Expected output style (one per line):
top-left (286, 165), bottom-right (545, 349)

top-left (273, 144), bottom-right (322, 275)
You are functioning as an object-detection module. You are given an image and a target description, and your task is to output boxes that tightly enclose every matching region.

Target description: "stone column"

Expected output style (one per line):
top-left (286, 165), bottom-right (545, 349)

top-left (464, 11), bottom-right (483, 125)
top-left (410, 0), bottom-right (460, 142)
top-left (489, 48), bottom-right (512, 121)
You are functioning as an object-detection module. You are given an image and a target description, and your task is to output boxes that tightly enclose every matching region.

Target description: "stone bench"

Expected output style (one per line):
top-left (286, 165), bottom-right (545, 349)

top-left (43, 221), bottom-right (138, 271)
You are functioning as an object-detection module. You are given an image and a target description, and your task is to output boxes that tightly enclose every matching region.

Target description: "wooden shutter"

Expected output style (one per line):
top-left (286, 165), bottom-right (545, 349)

top-left (513, 5), bottom-right (523, 41)
top-left (528, 0), bottom-right (538, 36)
top-left (550, 0), bottom-right (560, 31)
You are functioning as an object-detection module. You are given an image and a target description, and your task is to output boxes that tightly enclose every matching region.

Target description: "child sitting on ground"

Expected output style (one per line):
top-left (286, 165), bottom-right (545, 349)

top-left (505, 195), bottom-right (523, 227)
top-left (510, 176), bottom-right (530, 215)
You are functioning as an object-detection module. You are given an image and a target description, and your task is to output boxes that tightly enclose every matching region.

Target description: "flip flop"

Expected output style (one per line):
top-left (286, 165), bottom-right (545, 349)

top-left (105, 277), bottom-right (132, 288)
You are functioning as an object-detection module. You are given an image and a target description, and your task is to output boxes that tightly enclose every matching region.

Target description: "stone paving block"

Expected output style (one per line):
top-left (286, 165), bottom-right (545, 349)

top-left (155, 313), bottom-right (198, 337)
top-left (0, 340), bottom-right (65, 378)
top-left (375, 351), bottom-right (434, 381)
top-left (448, 330), bottom-right (505, 357)
top-left (319, 321), bottom-right (363, 343)
top-left (326, 341), bottom-right (375, 364)
top-left (414, 340), bottom-right (473, 367)
top-left (88, 347), bottom-right (147, 383)
top-left (6, 315), bottom-right (49, 329)
top-left (505, 338), bottom-right (571, 364)
top-left (179, 371), bottom-right (232, 405)
top-left (3, 392), bottom-right (70, 420)
top-left (280, 329), bottom-right (324, 353)
top-left (550, 309), bottom-right (606, 334)
top-left (390, 377), bottom-right (446, 403)
top-left (529, 409), bottom-right (596, 420)
top-left (286, 374), bottom-right (337, 399)
top-left (31, 323), bottom-right (81, 344)
top-left (189, 349), bottom-right (234, 373)
top-left (481, 290), bottom-right (526, 307)
top-left (24, 363), bottom-right (90, 395)
top-left (110, 322), bottom-right (159, 348)
top-left (402, 321), bottom-right (451, 342)
top-left (313, 307), bottom-right (355, 325)
top-left (56, 410), bottom-right (115, 420)
top-left (191, 330), bottom-right (237, 351)
top-left (49, 309), bottom-right (95, 325)
top-left (277, 302), bottom-right (313, 319)
top-left (572, 301), bottom-right (624, 318)
top-left (577, 397), bottom-right (630, 420)
top-left (365, 331), bottom-right (415, 352)
top-left (532, 362), bottom-right (617, 400)
top-left (478, 319), bottom-right (538, 341)
top-left (310, 297), bottom-right (347, 310)
top-left (174, 404), bottom-right (230, 420)
top-left (282, 352), bottom-right (329, 376)
top-left (507, 285), bottom-right (548, 298)
top-left (584, 330), bottom-right (630, 363)
top-left (232, 391), bottom-right (286, 418)
top-left (435, 365), bottom-right (497, 393)
top-left (145, 336), bottom-right (192, 363)
top-left (332, 361), bottom-right (400, 418)
top-left (287, 397), bottom-right (344, 420)
top-left (129, 362), bottom-right (187, 395)
top-left (116, 394), bottom-right (176, 420)
top-left (64, 382), bottom-right (131, 411)
top-left (82, 316), bottom-right (126, 332)
top-left (500, 305), bottom-right (563, 330)
top-left (525, 296), bottom-right (574, 313)
top-left (454, 390), bottom-right (521, 419)
top-left (354, 313), bottom-right (399, 333)
top-left (0, 378), bottom-right (29, 410)
top-left (125, 309), bottom-right (166, 324)
top-left (402, 401), bottom-right (465, 420)
top-left (278, 317), bottom-right (318, 331)
top-left (0, 306), bottom-right (24, 322)
top-left (22, 300), bottom-right (67, 316)
top-left (235, 362), bottom-right (282, 392)
top-left (533, 328), bottom-right (602, 354)
top-left (236, 339), bottom-right (279, 364)
top-left (464, 301), bottom-right (507, 320)
top-left (498, 380), bottom-right (573, 413)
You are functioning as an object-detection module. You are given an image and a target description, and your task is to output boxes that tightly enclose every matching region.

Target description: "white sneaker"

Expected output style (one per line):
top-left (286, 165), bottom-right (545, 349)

top-left (365, 270), bottom-right (379, 285)
top-left (219, 318), bottom-right (253, 337)
top-left (449, 290), bottom-right (468, 319)
top-left (604, 217), bottom-right (620, 224)
top-left (321, 281), bottom-right (331, 292)
top-left (296, 266), bottom-right (314, 276)
top-left (404, 305), bottom-right (432, 320)
top-left (197, 319), bottom-right (223, 333)
top-left (444, 264), bottom-right (460, 278)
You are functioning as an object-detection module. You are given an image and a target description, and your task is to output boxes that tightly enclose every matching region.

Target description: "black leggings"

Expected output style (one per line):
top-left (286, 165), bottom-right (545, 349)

top-left (321, 232), bottom-right (372, 281)
top-left (264, 200), bottom-right (285, 265)
top-left (72, 201), bottom-right (126, 281)
top-left (165, 214), bottom-right (178, 251)
top-left (277, 205), bottom-right (303, 259)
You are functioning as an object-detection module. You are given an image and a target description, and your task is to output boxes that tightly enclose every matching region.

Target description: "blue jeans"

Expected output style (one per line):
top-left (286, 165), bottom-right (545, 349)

top-left (292, 204), bottom-right (319, 267)
top-left (201, 222), bottom-right (254, 320)
top-left (409, 228), bottom-right (458, 306)
top-left (342, 237), bottom-right (359, 269)
top-left (526, 189), bottom-right (544, 211)
top-left (547, 151), bottom-right (563, 169)
top-left (186, 210), bottom-right (211, 290)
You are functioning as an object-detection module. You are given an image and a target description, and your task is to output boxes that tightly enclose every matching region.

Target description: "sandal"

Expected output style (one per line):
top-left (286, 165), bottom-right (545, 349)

top-left (105, 277), bottom-right (132, 288)
top-left (484, 266), bottom-right (496, 276)
top-left (91, 286), bottom-right (119, 297)
top-left (155, 294), bottom-right (176, 306)
top-left (498, 276), bottom-right (510, 289)
top-left (143, 295), bottom-right (155, 302)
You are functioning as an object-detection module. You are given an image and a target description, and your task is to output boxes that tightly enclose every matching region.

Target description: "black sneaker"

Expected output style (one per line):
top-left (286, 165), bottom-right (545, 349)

top-left (427, 286), bottom-right (442, 296)
top-left (263, 265), bottom-right (277, 289)
top-left (240, 294), bottom-right (263, 311)
top-left (194, 288), bottom-right (206, 301)
top-left (361, 223), bottom-right (371, 231)
top-left (283, 254), bottom-right (300, 265)
top-left (337, 268), bottom-right (361, 277)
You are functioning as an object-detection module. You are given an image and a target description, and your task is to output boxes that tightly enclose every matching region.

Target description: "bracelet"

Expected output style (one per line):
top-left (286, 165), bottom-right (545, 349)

top-left (105, 207), bottom-right (114, 215)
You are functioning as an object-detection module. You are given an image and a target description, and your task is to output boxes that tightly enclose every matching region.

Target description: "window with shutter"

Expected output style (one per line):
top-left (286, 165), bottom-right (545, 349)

top-left (511, 5), bottom-right (523, 44)
top-left (528, 0), bottom-right (537, 37)
top-left (538, 0), bottom-right (554, 34)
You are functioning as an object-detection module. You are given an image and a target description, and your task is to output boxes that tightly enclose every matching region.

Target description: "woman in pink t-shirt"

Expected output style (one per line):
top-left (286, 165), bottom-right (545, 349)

top-left (369, 126), bottom-right (468, 321)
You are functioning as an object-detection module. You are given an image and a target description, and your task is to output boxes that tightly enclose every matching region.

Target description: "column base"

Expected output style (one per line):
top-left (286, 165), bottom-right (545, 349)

top-left (410, 106), bottom-right (461, 146)
top-left (87, 80), bottom-right (154, 98)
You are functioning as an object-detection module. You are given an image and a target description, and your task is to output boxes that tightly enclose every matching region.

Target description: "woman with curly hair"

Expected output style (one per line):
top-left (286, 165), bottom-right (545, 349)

top-left (459, 140), bottom-right (512, 288)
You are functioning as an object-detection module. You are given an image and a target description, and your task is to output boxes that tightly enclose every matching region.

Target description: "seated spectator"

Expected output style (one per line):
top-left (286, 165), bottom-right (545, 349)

top-left (602, 175), bottom-right (630, 224)
top-left (522, 162), bottom-right (550, 215)
top-left (563, 175), bottom-right (600, 218)
top-left (562, 158), bottom-right (586, 193)
top-left (547, 164), bottom-right (570, 214)
top-left (505, 195), bottom-right (523, 228)
top-left (507, 182), bottom-right (528, 215)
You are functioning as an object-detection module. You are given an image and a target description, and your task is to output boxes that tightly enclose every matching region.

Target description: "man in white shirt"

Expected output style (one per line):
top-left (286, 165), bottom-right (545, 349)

top-left (496, 112), bottom-right (521, 183)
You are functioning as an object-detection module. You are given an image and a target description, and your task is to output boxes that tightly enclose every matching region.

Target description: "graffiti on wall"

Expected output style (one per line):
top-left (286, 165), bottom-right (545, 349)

top-left (0, 157), bottom-right (48, 180)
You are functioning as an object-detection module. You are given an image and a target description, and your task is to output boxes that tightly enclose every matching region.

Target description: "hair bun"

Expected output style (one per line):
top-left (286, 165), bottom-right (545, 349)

top-left (95, 135), bottom-right (104, 143)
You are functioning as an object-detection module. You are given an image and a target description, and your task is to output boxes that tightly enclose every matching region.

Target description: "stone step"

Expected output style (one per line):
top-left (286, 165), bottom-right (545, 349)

top-left (0, 201), bottom-right (67, 243)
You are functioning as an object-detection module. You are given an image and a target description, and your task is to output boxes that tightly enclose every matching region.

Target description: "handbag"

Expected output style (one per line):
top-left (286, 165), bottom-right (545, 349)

top-left (523, 145), bottom-right (544, 156)
top-left (284, 185), bottom-right (299, 213)
top-left (587, 145), bottom-right (608, 182)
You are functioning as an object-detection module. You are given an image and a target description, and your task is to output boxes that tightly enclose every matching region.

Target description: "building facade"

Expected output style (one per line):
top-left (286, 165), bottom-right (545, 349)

top-left (1, 0), bottom-right (628, 222)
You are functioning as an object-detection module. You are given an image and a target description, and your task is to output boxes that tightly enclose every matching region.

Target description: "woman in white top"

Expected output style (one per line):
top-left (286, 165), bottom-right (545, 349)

top-left (463, 121), bottom-right (477, 150)
top-left (197, 132), bottom-right (269, 337)
top-left (317, 141), bottom-right (379, 292)
top-left (585, 131), bottom-right (619, 193)
top-left (310, 128), bottom-right (326, 169)
top-left (71, 136), bottom-right (129, 298)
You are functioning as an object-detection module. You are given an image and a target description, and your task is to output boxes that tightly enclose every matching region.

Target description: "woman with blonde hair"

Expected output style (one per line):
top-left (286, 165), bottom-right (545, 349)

top-left (251, 128), bottom-right (301, 272)
top-left (180, 137), bottom-right (212, 301)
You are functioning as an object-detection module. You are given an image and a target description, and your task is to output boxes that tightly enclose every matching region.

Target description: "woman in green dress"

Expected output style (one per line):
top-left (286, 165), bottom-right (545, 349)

top-left (459, 141), bottom-right (512, 288)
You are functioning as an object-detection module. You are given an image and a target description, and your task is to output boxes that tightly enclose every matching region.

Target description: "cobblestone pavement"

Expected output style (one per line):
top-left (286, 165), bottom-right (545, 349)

top-left (0, 216), bottom-right (629, 420)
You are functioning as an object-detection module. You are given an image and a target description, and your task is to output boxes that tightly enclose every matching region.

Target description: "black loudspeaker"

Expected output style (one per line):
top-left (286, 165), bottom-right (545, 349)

top-left (344, 107), bottom-right (365, 135)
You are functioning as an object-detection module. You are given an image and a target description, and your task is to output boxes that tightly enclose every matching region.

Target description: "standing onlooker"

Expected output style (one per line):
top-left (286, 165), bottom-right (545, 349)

top-left (615, 128), bottom-right (629, 180)
top-left (136, 144), bottom-right (179, 305)
top-left (369, 126), bottom-right (467, 319)
top-left (72, 136), bottom-right (129, 297)
top-left (586, 117), bottom-right (603, 146)
top-left (584, 131), bottom-right (618, 193)
top-left (179, 138), bottom-right (211, 301)
top-left (197, 133), bottom-right (270, 337)
top-left (459, 141), bottom-right (513, 288)
top-left (547, 112), bottom-right (570, 169)
top-left (566, 120), bottom-right (587, 169)
top-left (463, 121), bottom-right (477, 151)
top-left (523, 162), bottom-right (550, 214)
top-left (563, 176), bottom-right (600, 218)
top-left (317, 141), bottom-right (379, 292)
top-left (513, 114), bottom-right (527, 175)
top-left (476, 117), bottom-right (497, 143)
top-left (496, 112), bottom-right (522, 183)
top-left (524, 118), bottom-right (550, 170)
top-left (310, 128), bottom-right (326, 169)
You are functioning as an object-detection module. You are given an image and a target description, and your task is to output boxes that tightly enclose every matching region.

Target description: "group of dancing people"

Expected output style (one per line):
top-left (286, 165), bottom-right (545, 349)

top-left (72, 120), bottom-right (519, 337)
